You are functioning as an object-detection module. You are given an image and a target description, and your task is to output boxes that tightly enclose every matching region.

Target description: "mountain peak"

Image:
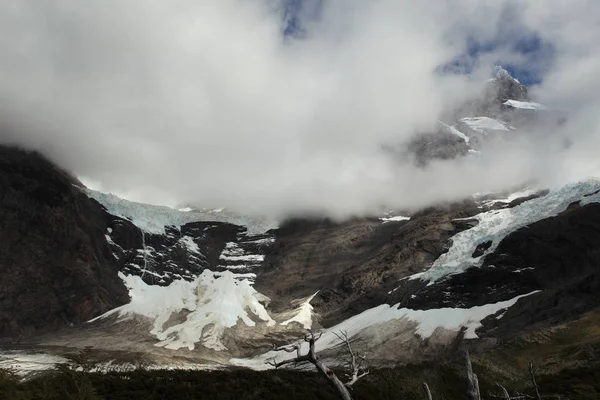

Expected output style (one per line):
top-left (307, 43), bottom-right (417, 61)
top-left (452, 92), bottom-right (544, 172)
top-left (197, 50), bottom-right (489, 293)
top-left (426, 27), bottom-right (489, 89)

top-left (485, 65), bottom-right (529, 103)
top-left (492, 65), bottom-right (521, 84)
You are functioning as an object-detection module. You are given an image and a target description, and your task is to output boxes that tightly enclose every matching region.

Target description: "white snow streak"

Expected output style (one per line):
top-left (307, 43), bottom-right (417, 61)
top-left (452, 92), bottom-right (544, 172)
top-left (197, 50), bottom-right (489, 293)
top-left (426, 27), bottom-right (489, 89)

top-left (231, 291), bottom-right (539, 370)
top-left (380, 215), bottom-right (411, 223)
top-left (481, 188), bottom-right (540, 207)
top-left (504, 99), bottom-right (547, 110)
top-left (219, 241), bottom-right (265, 265)
top-left (438, 120), bottom-right (470, 143)
top-left (86, 188), bottom-right (277, 234)
top-left (179, 236), bottom-right (204, 257)
top-left (281, 291), bottom-right (319, 329)
top-left (411, 179), bottom-right (600, 283)
top-left (460, 117), bottom-right (515, 133)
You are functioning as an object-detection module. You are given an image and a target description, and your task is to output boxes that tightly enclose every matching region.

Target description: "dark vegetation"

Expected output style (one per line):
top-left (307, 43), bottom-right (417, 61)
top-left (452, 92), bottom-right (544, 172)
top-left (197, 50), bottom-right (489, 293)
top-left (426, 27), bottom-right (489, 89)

top-left (0, 363), bottom-right (476, 400)
top-left (0, 354), bottom-right (594, 400)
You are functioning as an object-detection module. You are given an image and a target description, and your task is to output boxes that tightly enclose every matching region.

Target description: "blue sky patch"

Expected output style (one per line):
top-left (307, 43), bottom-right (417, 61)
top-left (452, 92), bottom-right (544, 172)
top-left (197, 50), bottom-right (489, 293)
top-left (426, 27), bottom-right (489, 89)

top-left (281, 0), bottom-right (555, 86)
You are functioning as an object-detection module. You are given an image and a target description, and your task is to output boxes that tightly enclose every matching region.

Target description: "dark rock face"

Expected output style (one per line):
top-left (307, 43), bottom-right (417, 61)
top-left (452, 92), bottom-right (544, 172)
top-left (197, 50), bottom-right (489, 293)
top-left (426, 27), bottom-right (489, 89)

top-left (390, 202), bottom-right (600, 338)
top-left (480, 203), bottom-right (600, 336)
top-left (398, 69), bottom-right (532, 165)
top-left (108, 219), bottom-right (273, 286)
top-left (255, 201), bottom-right (483, 327)
top-left (505, 190), bottom-right (549, 208)
top-left (489, 70), bottom-right (529, 103)
top-left (110, 219), bottom-right (242, 286)
top-left (448, 67), bottom-right (530, 122)
top-left (0, 146), bottom-right (128, 341)
top-left (477, 69), bottom-right (529, 116)
top-left (0, 146), bottom-right (276, 342)
top-left (406, 130), bottom-right (470, 166)
top-left (472, 240), bottom-right (493, 258)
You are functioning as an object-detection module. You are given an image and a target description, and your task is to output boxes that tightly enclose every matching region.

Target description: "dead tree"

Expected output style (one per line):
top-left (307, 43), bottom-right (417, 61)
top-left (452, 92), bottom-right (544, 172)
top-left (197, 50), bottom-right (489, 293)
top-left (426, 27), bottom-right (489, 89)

top-left (267, 330), bottom-right (368, 400)
top-left (466, 350), bottom-right (481, 400)
top-left (529, 362), bottom-right (542, 400)
top-left (332, 331), bottom-right (369, 387)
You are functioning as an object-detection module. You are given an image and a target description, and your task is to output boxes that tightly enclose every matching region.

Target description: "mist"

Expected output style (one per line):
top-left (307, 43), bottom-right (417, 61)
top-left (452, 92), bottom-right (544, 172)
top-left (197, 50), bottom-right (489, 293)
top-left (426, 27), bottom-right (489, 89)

top-left (0, 0), bottom-right (599, 219)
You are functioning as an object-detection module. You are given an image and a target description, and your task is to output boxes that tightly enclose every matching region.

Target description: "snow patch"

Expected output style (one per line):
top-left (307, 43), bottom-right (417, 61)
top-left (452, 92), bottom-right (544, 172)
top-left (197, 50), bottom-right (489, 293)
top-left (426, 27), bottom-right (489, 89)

top-left (493, 66), bottom-right (521, 84)
top-left (513, 267), bottom-right (535, 273)
top-left (0, 351), bottom-right (68, 376)
top-left (231, 291), bottom-right (539, 370)
top-left (481, 188), bottom-right (541, 207)
top-left (438, 121), bottom-right (470, 143)
top-left (460, 117), bottom-right (515, 133)
top-left (380, 216), bottom-right (411, 223)
top-left (504, 100), bottom-right (547, 110)
top-left (217, 241), bottom-right (267, 271)
top-left (85, 188), bottom-right (277, 235)
top-left (281, 292), bottom-right (319, 329)
top-left (221, 254), bottom-right (265, 262)
top-left (411, 179), bottom-right (600, 283)
top-left (89, 270), bottom-right (275, 351)
top-left (179, 236), bottom-right (204, 257)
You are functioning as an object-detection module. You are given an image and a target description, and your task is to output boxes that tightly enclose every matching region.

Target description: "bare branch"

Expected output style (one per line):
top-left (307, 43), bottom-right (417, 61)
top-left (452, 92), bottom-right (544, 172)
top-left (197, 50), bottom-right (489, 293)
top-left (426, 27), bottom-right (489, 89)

top-left (267, 354), bottom-right (311, 369)
top-left (273, 342), bottom-right (303, 359)
top-left (423, 382), bottom-right (433, 400)
top-left (274, 344), bottom-right (298, 353)
top-left (496, 383), bottom-right (510, 400)
top-left (356, 353), bottom-right (367, 370)
top-left (529, 362), bottom-right (542, 400)
top-left (513, 391), bottom-right (536, 400)
top-left (332, 330), bottom-right (369, 388)
top-left (489, 384), bottom-right (535, 400)
top-left (265, 329), bottom-right (368, 400)
top-left (304, 330), bottom-right (322, 343)
top-left (332, 331), bottom-right (347, 343)
top-left (466, 350), bottom-right (481, 400)
top-left (490, 396), bottom-right (533, 400)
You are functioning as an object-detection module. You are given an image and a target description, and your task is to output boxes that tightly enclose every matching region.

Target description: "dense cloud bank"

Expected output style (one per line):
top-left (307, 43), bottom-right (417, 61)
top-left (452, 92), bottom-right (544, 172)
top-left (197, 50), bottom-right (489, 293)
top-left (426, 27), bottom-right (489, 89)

top-left (0, 1), bottom-right (599, 218)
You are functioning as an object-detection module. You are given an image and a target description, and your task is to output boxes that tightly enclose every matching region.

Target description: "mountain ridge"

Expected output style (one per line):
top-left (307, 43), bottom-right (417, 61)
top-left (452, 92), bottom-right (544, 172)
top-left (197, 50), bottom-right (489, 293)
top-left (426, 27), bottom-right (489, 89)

top-left (1, 68), bottom-right (599, 381)
top-left (1, 143), bottom-right (599, 378)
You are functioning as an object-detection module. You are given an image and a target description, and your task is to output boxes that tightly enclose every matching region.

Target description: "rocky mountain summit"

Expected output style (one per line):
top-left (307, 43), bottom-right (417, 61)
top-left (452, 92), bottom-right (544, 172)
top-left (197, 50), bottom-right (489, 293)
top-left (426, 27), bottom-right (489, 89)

top-left (406, 66), bottom-right (551, 165)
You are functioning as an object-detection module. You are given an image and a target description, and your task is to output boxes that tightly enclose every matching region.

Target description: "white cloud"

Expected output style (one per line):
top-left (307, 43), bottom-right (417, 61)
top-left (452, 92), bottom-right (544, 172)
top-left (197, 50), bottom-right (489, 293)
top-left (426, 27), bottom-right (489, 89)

top-left (0, 1), bottom-right (598, 218)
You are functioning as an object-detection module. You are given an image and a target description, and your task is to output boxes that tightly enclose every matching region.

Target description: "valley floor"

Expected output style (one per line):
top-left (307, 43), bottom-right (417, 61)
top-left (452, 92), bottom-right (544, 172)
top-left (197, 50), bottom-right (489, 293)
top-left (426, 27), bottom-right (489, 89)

top-left (4, 309), bottom-right (600, 399)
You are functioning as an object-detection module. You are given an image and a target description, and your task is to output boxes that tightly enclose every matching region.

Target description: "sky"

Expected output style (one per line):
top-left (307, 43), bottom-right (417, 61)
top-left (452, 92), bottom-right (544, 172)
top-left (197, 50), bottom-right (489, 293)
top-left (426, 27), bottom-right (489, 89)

top-left (0, 0), bottom-right (599, 219)
top-left (282, 0), bottom-right (552, 85)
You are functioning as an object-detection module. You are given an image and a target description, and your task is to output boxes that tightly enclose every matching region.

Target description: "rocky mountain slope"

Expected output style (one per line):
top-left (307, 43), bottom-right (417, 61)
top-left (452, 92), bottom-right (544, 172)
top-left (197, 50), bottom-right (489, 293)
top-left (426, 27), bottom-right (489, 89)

top-left (0, 68), bottom-right (599, 380)
top-left (1, 143), bottom-right (599, 372)
top-left (406, 66), bottom-right (553, 164)
top-left (0, 147), bottom-right (128, 341)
